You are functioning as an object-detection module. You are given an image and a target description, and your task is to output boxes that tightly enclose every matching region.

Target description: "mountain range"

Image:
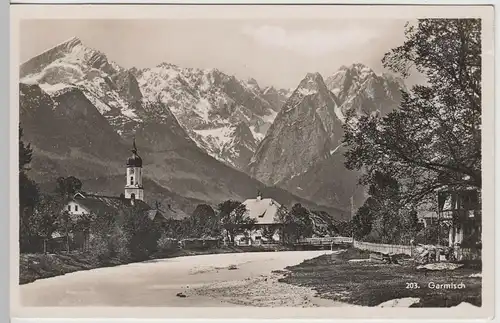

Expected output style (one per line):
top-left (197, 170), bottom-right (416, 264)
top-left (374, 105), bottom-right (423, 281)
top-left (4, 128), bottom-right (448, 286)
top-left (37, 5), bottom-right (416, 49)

top-left (19, 36), bottom-right (406, 219)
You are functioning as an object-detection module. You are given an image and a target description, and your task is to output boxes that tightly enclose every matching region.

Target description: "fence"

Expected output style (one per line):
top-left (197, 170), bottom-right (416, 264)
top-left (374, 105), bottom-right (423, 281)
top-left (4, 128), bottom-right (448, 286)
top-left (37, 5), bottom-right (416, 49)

top-left (297, 236), bottom-right (354, 246)
top-left (353, 241), bottom-right (414, 256)
top-left (455, 247), bottom-right (481, 261)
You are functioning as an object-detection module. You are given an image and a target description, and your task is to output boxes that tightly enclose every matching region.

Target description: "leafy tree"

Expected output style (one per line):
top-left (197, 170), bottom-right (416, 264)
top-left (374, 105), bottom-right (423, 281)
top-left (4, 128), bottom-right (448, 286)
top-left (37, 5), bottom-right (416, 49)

top-left (122, 206), bottom-right (162, 260)
top-left (31, 194), bottom-right (63, 253)
top-left (352, 201), bottom-right (374, 240)
top-left (274, 204), bottom-right (313, 243)
top-left (335, 220), bottom-right (353, 238)
top-left (261, 226), bottom-right (277, 242)
top-left (88, 210), bottom-right (130, 263)
top-left (290, 203), bottom-right (314, 239)
top-left (217, 200), bottom-right (255, 243)
top-left (55, 176), bottom-right (83, 199)
top-left (187, 204), bottom-right (221, 238)
top-left (163, 218), bottom-right (187, 239)
top-left (343, 19), bottom-right (481, 209)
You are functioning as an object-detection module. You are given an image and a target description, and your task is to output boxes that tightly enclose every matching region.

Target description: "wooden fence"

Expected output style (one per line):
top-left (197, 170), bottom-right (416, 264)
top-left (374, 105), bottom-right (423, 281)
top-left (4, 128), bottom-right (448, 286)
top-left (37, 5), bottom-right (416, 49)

top-left (353, 241), bottom-right (414, 256)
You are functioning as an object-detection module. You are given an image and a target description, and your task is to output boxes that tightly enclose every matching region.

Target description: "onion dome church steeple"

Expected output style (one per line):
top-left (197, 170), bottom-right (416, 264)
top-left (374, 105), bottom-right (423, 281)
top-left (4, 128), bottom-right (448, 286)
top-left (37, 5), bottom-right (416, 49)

top-left (124, 138), bottom-right (144, 201)
top-left (127, 138), bottom-right (143, 167)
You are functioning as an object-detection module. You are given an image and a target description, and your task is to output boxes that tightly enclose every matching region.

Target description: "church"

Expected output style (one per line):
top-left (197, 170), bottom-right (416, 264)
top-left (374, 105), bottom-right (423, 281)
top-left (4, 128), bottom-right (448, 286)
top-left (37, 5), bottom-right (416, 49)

top-left (58, 140), bottom-right (169, 250)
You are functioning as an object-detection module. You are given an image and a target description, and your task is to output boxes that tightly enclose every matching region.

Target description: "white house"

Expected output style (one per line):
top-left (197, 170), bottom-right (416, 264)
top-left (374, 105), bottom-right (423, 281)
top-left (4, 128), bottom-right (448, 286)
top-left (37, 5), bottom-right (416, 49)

top-left (233, 192), bottom-right (285, 246)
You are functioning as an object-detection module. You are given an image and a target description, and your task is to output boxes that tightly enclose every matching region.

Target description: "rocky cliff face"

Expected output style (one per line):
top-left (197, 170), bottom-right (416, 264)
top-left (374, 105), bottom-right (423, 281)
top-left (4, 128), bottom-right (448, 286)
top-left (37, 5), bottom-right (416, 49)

top-left (248, 72), bottom-right (342, 186)
top-left (326, 63), bottom-right (405, 119)
top-left (248, 64), bottom-right (406, 210)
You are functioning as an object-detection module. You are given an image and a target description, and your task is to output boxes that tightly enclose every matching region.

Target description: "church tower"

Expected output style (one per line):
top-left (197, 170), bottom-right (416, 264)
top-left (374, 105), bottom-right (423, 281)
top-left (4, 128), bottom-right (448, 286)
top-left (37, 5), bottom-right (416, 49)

top-left (125, 138), bottom-right (144, 201)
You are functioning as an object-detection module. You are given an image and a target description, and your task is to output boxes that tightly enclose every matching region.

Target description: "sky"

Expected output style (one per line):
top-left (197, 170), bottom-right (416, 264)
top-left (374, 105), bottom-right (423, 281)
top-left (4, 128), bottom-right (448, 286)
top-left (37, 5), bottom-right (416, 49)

top-left (20, 19), bottom-right (422, 89)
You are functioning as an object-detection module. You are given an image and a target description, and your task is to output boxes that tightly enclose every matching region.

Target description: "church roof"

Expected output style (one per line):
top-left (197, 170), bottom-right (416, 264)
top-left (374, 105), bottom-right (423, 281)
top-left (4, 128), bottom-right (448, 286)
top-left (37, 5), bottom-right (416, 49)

top-left (71, 192), bottom-right (164, 220)
top-left (127, 138), bottom-right (142, 167)
top-left (238, 197), bottom-right (284, 225)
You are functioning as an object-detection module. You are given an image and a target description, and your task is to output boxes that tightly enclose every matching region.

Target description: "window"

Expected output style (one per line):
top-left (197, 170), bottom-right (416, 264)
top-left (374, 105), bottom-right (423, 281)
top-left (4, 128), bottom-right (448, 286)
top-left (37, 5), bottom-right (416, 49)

top-left (130, 176), bottom-right (134, 185)
top-left (67, 205), bottom-right (71, 211)
top-left (75, 205), bottom-right (78, 212)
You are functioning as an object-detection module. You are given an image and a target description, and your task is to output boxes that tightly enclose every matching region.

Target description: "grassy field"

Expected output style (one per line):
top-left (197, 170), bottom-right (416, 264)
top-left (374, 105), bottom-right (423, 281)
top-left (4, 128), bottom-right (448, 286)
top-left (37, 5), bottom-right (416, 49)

top-left (19, 245), bottom-right (294, 285)
top-left (279, 248), bottom-right (482, 307)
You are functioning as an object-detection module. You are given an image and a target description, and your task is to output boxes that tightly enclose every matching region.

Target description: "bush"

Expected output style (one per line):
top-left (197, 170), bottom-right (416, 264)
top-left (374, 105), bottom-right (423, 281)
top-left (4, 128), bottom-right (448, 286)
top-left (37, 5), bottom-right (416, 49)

top-left (157, 233), bottom-right (179, 251)
top-left (88, 225), bottom-right (130, 264)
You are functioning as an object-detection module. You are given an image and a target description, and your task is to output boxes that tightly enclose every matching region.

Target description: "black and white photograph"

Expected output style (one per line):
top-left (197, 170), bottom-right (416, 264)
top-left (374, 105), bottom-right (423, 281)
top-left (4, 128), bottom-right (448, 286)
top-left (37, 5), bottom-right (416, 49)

top-left (11, 4), bottom-right (494, 319)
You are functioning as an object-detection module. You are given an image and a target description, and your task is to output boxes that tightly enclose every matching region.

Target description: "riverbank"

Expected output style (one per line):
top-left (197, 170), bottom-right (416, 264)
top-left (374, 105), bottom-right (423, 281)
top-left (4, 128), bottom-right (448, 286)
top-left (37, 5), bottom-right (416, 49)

top-left (20, 250), bottom-right (333, 307)
top-left (278, 248), bottom-right (482, 307)
top-left (19, 245), bottom-right (294, 285)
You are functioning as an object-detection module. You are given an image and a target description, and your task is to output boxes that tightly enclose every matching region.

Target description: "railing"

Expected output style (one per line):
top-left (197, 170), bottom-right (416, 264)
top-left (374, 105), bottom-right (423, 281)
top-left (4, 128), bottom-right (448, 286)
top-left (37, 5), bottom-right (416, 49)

top-left (296, 236), bottom-right (353, 245)
top-left (353, 241), bottom-right (414, 256)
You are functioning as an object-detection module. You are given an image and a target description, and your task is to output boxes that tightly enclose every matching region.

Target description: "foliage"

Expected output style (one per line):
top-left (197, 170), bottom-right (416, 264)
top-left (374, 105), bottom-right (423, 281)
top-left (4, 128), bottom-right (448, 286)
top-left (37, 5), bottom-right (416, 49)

top-left (351, 201), bottom-right (374, 240)
top-left (33, 194), bottom-right (65, 240)
top-left (162, 218), bottom-right (187, 239)
top-left (88, 211), bottom-right (129, 262)
top-left (290, 204), bottom-right (314, 239)
top-left (343, 19), bottom-right (481, 210)
top-left (415, 223), bottom-right (449, 246)
top-left (185, 204), bottom-right (221, 238)
top-left (274, 203), bottom-right (314, 243)
top-left (55, 176), bottom-right (83, 199)
top-left (335, 220), bottom-right (353, 238)
top-left (19, 126), bottom-right (33, 172)
top-left (122, 206), bottom-right (162, 260)
top-left (309, 210), bottom-right (339, 237)
top-left (261, 226), bottom-right (277, 242)
top-left (217, 200), bottom-right (255, 243)
top-left (157, 232), bottom-right (179, 251)
top-left (19, 126), bottom-right (40, 252)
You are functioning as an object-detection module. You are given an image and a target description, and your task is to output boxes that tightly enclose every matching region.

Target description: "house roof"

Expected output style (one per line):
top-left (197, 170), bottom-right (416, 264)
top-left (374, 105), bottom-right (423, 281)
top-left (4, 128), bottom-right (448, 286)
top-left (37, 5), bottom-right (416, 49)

top-left (239, 197), bottom-right (283, 225)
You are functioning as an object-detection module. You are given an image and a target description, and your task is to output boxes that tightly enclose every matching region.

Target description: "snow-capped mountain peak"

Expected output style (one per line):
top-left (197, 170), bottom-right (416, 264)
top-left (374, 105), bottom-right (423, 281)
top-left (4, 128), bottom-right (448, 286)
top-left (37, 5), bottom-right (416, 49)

top-left (135, 62), bottom-right (290, 170)
top-left (326, 63), bottom-right (406, 118)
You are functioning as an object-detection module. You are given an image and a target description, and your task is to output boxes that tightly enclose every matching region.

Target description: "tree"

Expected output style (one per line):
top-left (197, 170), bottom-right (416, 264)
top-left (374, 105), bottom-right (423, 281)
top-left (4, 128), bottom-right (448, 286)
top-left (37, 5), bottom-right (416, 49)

top-left (87, 210), bottom-right (131, 263)
top-left (187, 204), bottom-right (221, 238)
top-left (290, 204), bottom-right (314, 239)
top-left (343, 19), bottom-right (481, 209)
top-left (217, 200), bottom-right (255, 243)
top-left (261, 226), bottom-right (277, 242)
top-left (19, 126), bottom-right (33, 172)
top-left (19, 126), bottom-right (40, 252)
top-left (352, 201), bottom-right (374, 240)
top-left (122, 206), bottom-right (161, 260)
top-left (55, 176), bottom-right (83, 199)
top-left (33, 194), bottom-right (64, 253)
top-left (335, 220), bottom-right (353, 238)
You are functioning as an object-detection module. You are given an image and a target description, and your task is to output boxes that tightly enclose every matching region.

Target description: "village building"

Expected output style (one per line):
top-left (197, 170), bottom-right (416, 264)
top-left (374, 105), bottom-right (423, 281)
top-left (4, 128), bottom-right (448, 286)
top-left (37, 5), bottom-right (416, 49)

top-left (57, 140), bottom-right (174, 251)
top-left (416, 187), bottom-right (481, 250)
top-left (233, 192), bottom-right (285, 246)
top-left (437, 187), bottom-right (481, 248)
